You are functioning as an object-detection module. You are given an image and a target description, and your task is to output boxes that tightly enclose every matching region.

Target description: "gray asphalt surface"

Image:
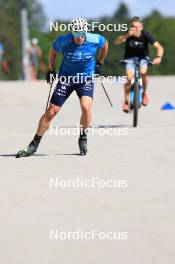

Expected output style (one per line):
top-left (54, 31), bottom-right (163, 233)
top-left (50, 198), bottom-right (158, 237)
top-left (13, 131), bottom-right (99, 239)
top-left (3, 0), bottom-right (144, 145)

top-left (0, 77), bottom-right (175, 264)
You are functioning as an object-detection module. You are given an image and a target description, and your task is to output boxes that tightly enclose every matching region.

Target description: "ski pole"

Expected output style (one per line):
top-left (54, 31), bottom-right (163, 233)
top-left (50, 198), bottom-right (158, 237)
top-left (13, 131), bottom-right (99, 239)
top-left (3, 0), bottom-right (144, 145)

top-left (45, 83), bottom-right (53, 112)
top-left (100, 81), bottom-right (113, 107)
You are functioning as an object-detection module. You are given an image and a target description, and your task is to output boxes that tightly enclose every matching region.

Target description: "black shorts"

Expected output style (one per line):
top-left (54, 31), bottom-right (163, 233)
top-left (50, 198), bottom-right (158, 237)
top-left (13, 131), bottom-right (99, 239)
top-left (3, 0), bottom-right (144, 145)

top-left (50, 80), bottom-right (94, 107)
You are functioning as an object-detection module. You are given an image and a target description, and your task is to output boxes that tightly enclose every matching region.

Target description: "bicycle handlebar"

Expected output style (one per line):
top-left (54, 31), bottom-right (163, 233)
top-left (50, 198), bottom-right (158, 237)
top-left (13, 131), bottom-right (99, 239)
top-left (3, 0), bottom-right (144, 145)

top-left (119, 59), bottom-right (153, 66)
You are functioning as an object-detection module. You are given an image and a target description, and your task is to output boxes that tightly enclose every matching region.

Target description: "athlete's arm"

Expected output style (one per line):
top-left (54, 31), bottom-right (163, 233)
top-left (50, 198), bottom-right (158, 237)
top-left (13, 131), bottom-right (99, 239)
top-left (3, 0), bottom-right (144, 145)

top-left (115, 34), bottom-right (128, 45)
top-left (97, 40), bottom-right (108, 63)
top-left (152, 41), bottom-right (164, 65)
top-left (46, 48), bottom-right (57, 84)
top-left (49, 48), bottom-right (57, 70)
top-left (115, 28), bottom-right (136, 45)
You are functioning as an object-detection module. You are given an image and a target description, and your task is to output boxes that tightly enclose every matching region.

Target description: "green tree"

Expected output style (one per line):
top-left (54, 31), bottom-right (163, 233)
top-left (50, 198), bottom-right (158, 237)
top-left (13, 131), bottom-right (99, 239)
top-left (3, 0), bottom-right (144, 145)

top-left (113, 2), bottom-right (129, 21)
top-left (0, 0), bottom-right (46, 80)
top-left (27, 0), bottom-right (46, 31)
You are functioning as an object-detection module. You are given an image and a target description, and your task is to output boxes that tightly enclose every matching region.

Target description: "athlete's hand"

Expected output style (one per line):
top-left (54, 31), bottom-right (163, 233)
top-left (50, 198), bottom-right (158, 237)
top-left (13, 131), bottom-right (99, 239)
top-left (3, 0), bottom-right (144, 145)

top-left (95, 61), bottom-right (103, 75)
top-left (46, 70), bottom-right (56, 84)
top-left (152, 57), bottom-right (162, 65)
top-left (127, 27), bottom-right (137, 37)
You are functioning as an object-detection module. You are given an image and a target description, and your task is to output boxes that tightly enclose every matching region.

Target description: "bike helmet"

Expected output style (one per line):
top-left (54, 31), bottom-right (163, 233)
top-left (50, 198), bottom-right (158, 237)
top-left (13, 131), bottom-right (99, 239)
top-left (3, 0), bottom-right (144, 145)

top-left (70, 18), bottom-right (88, 32)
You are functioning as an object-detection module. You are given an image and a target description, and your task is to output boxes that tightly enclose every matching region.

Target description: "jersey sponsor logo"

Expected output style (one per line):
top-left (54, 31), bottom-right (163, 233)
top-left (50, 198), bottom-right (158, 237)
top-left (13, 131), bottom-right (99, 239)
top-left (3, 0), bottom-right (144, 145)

top-left (65, 51), bottom-right (93, 61)
top-left (83, 84), bottom-right (93, 90)
top-left (60, 85), bottom-right (67, 90)
top-left (56, 91), bottom-right (66, 96)
top-left (55, 85), bottom-right (67, 96)
top-left (129, 40), bottom-right (144, 49)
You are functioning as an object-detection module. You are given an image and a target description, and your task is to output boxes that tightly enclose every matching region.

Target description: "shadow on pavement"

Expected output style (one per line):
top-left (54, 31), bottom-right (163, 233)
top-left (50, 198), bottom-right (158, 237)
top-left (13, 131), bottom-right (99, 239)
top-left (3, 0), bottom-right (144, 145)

top-left (92, 124), bottom-right (131, 128)
top-left (0, 153), bottom-right (81, 158)
top-left (50, 124), bottom-right (131, 129)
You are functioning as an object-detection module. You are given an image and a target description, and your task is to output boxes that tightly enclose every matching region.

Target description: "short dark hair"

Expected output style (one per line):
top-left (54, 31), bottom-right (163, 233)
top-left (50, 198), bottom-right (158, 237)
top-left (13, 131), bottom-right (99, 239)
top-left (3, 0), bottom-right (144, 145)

top-left (131, 16), bottom-right (142, 23)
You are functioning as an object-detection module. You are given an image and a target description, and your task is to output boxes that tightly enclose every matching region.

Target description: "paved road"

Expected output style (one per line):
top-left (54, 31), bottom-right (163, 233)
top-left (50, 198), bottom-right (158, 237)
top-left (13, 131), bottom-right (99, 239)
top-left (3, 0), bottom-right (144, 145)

top-left (0, 77), bottom-right (175, 264)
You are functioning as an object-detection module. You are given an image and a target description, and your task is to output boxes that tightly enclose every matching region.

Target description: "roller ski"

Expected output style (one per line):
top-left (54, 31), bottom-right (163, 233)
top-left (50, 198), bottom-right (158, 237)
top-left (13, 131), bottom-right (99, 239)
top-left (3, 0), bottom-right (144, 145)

top-left (16, 135), bottom-right (41, 158)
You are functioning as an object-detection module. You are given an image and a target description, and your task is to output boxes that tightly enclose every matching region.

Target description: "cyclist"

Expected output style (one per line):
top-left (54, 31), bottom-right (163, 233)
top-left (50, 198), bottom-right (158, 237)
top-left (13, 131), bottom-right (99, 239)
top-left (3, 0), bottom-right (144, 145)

top-left (115, 16), bottom-right (164, 112)
top-left (16, 18), bottom-right (108, 158)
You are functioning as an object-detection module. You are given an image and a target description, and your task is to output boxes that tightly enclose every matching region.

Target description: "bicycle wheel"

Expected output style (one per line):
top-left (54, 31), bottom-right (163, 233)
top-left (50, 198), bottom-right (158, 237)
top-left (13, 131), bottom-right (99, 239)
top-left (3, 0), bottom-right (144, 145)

top-left (133, 81), bottom-right (140, 127)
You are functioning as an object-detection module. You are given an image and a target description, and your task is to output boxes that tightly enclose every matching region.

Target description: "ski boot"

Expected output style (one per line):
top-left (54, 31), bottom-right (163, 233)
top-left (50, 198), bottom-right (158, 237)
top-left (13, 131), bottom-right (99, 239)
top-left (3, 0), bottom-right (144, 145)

top-left (78, 134), bottom-right (88, 155)
top-left (16, 136), bottom-right (41, 158)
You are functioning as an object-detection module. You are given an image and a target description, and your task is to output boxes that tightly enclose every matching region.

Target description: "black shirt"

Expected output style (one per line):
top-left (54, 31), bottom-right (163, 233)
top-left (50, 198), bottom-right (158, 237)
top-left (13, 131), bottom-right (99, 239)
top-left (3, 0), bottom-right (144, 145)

top-left (124, 30), bottom-right (156, 58)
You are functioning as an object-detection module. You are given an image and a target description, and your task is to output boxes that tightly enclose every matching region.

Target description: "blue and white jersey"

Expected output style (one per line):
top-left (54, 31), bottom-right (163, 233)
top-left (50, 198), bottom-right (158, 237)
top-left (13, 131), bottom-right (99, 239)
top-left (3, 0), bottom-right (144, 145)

top-left (52, 33), bottom-right (106, 77)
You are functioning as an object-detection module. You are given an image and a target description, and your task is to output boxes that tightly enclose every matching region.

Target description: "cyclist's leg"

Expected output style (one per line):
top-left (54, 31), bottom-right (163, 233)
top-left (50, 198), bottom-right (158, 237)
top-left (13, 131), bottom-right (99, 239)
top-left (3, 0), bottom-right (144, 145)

top-left (140, 59), bottom-right (149, 106)
top-left (140, 59), bottom-right (148, 93)
top-left (123, 59), bottom-right (135, 111)
top-left (125, 69), bottom-right (134, 103)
